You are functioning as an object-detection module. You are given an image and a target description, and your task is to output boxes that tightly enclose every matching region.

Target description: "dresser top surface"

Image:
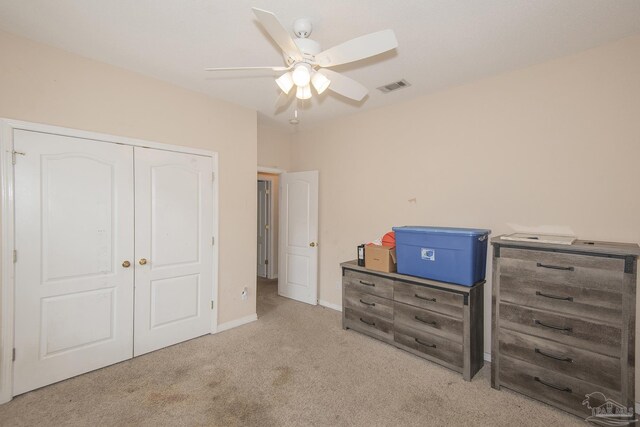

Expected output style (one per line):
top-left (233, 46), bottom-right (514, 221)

top-left (340, 260), bottom-right (484, 292)
top-left (491, 235), bottom-right (640, 257)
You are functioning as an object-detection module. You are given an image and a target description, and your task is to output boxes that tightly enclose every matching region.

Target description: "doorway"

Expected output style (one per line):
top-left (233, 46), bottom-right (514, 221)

top-left (256, 173), bottom-right (278, 280)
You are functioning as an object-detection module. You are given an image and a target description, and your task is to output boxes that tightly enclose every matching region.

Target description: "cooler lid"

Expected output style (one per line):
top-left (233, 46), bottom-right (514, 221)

top-left (392, 226), bottom-right (491, 237)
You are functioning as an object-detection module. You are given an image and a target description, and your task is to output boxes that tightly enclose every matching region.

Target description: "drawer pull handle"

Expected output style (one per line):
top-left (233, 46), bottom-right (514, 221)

top-left (414, 294), bottom-right (436, 302)
top-left (535, 291), bottom-right (574, 302)
top-left (534, 348), bottom-right (574, 363)
top-left (359, 317), bottom-right (376, 326)
top-left (414, 316), bottom-right (437, 326)
top-left (359, 280), bottom-right (375, 287)
top-left (534, 319), bottom-right (572, 333)
top-left (534, 376), bottom-right (572, 393)
top-left (359, 299), bottom-right (376, 307)
top-left (415, 338), bottom-right (437, 348)
top-left (536, 262), bottom-right (574, 272)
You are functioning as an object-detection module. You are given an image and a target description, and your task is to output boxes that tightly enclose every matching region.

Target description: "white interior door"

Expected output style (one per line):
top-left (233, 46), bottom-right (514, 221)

top-left (278, 171), bottom-right (318, 305)
top-left (257, 180), bottom-right (269, 278)
top-left (133, 147), bottom-right (214, 356)
top-left (13, 130), bottom-right (134, 395)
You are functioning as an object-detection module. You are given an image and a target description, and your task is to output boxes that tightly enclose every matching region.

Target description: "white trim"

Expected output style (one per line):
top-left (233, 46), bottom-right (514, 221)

top-left (0, 118), bottom-right (220, 403)
top-left (211, 153), bottom-right (219, 334)
top-left (2, 119), bottom-right (215, 157)
top-left (0, 121), bottom-right (15, 404)
top-left (484, 352), bottom-right (491, 363)
top-left (215, 313), bottom-right (258, 333)
top-left (257, 166), bottom-right (286, 174)
top-left (636, 402), bottom-right (639, 415)
top-left (319, 300), bottom-right (342, 312)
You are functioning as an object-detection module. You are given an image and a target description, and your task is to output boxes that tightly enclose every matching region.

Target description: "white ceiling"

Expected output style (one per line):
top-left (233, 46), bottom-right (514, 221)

top-left (0, 0), bottom-right (639, 130)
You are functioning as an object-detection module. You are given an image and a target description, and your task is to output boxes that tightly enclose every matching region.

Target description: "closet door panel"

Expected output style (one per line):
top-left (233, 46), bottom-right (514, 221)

top-left (13, 130), bottom-right (134, 395)
top-left (133, 147), bottom-right (214, 356)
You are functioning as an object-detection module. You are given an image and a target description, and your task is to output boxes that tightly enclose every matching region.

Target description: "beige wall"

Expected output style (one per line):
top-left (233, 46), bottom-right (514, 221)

top-left (291, 35), bottom-right (640, 368)
top-left (0, 30), bottom-right (258, 325)
top-left (257, 120), bottom-right (292, 170)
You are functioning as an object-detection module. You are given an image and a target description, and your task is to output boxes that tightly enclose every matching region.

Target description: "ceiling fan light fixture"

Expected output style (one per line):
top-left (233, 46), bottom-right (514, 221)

top-left (292, 64), bottom-right (311, 87)
top-left (311, 71), bottom-right (330, 94)
top-left (296, 84), bottom-right (312, 100)
top-left (275, 72), bottom-right (294, 94)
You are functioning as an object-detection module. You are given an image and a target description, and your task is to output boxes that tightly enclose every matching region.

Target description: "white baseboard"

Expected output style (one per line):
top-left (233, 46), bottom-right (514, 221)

top-left (636, 402), bottom-right (640, 415)
top-left (319, 300), bottom-right (342, 312)
top-left (215, 313), bottom-right (257, 333)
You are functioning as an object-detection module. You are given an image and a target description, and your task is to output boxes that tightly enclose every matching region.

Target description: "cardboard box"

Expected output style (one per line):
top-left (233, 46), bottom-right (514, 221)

top-left (365, 245), bottom-right (397, 273)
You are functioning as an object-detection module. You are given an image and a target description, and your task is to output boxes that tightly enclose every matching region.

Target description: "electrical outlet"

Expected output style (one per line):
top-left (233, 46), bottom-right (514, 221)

top-left (241, 287), bottom-right (248, 301)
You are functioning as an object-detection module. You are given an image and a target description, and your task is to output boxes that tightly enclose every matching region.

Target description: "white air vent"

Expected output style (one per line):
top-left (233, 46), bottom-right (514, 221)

top-left (377, 79), bottom-right (411, 93)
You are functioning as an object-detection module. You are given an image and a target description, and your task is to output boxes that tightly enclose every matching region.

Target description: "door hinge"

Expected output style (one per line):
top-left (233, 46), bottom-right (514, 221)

top-left (12, 348), bottom-right (15, 361)
top-left (211, 236), bottom-right (215, 245)
top-left (12, 151), bottom-right (25, 165)
top-left (211, 301), bottom-right (214, 310)
top-left (265, 259), bottom-right (269, 265)
top-left (13, 250), bottom-right (17, 263)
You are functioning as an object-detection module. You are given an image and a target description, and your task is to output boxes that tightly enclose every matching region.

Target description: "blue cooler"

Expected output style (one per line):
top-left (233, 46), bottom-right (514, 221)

top-left (392, 226), bottom-right (491, 286)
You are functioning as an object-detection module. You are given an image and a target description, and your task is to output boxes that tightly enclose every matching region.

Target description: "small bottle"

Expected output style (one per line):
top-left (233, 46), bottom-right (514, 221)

top-left (357, 244), bottom-right (365, 266)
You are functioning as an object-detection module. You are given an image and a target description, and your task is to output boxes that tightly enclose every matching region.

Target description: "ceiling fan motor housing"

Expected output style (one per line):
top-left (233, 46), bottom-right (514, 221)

top-left (290, 38), bottom-right (321, 63)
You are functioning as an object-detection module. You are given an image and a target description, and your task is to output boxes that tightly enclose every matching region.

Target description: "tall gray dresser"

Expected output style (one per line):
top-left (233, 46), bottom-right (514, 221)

top-left (491, 236), bottom-right (639, 418)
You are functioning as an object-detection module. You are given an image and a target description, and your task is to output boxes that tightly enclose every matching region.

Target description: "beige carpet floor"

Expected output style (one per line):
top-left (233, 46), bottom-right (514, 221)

top-left (0, 278), bottom-right (582, 426)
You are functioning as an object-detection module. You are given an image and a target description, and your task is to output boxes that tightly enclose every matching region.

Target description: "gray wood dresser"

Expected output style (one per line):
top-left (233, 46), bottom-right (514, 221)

top-left (491, 237), bottom-right (640, 419)
top-left (340, 260), bottom-right (484, 381)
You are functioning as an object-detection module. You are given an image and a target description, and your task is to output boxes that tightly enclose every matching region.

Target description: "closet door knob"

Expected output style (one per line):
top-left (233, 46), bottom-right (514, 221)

top-left (122, 260), bottom-right (131, 268)
top-left (139, 258), bottom-right (148, 265)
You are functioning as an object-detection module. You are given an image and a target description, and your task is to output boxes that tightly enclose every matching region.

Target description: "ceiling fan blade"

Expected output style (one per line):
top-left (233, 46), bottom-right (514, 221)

top-left (315, 29), bottom-right (398, 67)
top-left (318, 69), bottom-right (368, 101)
top-left (252, 8), bottom-right (303, 63)
top-left (205, 65), bottom-right (291, 72)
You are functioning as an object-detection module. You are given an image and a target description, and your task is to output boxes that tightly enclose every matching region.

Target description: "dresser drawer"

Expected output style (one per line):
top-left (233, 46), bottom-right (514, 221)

top-left (499, 302), bottom-right (621, 357)
top-left (344, 308), bottom-right (393, 342)
top-left (344, 286), bottom-right (393, 320)
top-left (394, 281), bottom-right (464, 319)
top-left (499, 355), bottom-right (622, 419)
top-left (499, 275), bottom-right (622, 326)
top-left (394, 323), bottom-right (463, 368)
top-left (499, 328), bottom-right (621, 391)
top-left (499, 248), bottom-right (624, 292)
top-left (394, 302), bottom-right (463, 343)
top-left (343, 269), bottom-right (393, 299)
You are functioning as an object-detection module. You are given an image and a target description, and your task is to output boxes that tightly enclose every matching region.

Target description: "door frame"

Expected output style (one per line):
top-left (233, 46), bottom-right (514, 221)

top-left (257, 166), bottom-right (285, 280)
top-left (257, 179), bottom-right (272, 279)
top-left (0, 118), bottom-right (220, 404)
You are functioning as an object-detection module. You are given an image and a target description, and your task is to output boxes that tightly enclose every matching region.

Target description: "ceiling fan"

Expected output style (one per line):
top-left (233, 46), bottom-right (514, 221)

top-left (206, 8), bottom-right (398, 106)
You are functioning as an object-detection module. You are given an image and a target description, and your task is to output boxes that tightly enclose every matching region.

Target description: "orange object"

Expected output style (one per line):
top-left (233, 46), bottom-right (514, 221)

top-left (382, 231), bottom-right (396, 248)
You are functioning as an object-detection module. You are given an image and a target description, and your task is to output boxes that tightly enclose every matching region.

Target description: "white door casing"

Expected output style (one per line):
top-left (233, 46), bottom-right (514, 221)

top-left (13, 130), bottom-right (135, 395)
top-left (257, 180), bottom-right (269, 278)
top-left (278, 171), bottom-right (318, 305)
top-left (133, 147), bottom-right (214, 356)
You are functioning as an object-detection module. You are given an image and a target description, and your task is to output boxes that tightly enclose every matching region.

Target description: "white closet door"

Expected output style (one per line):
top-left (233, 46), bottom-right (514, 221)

top-left (13, 130), bottom-right (134, 395)
top-left (133, 147), bottom-right (214, 356)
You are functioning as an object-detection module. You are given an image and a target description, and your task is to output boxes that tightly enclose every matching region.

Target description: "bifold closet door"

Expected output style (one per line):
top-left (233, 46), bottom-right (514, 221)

top-left (133, 147), bottom-right (214, 356)
top-left (13, 130), bottom-right (135, 395)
